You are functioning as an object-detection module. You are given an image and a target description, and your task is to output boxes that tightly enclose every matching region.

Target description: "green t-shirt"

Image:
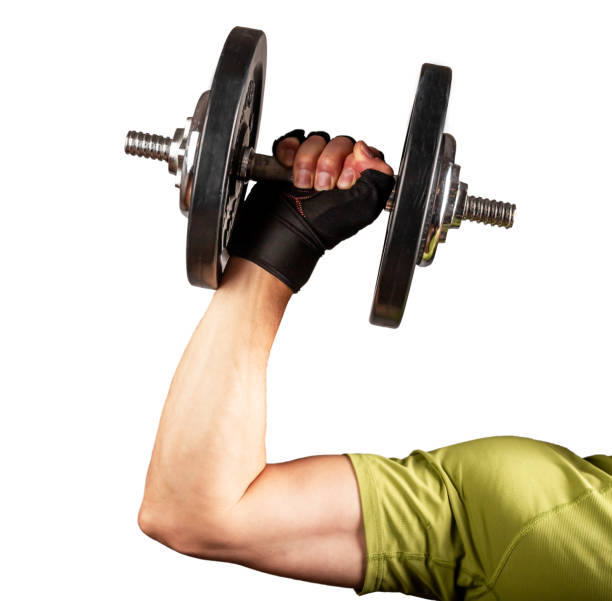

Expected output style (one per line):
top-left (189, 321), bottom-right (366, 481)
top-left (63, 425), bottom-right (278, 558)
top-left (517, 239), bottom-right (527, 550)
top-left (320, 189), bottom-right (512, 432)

top-left (346, 436), bottom-right (612, 600)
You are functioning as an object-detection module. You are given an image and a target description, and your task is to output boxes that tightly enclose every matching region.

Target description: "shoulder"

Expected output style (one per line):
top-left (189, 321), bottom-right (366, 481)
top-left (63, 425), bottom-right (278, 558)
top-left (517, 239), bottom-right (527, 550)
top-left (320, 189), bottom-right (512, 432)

top-left (416, 436), bottom-right (610, 572)
top-left (428, 435), bottom-right (608, 498)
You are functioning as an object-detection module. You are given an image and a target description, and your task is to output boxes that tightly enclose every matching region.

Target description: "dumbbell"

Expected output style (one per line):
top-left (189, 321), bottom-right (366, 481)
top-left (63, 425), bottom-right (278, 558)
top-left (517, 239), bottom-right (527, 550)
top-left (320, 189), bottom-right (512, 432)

top-left (125, 26), bottom-right (516, 328)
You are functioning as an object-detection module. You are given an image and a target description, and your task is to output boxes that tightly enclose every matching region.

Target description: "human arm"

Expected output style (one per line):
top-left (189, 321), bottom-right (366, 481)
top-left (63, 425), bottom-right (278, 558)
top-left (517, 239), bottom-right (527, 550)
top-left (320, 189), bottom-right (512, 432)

top-left (138, 135), bottom-right (393, 588)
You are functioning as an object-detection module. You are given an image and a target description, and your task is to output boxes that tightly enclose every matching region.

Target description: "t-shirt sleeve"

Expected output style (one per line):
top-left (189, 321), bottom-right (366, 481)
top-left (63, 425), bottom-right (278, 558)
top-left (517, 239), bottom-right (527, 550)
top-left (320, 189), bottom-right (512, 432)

top-left (345, 450), bottom-right (492, 600)
top-left (345, 436), bottom-right (612, 600)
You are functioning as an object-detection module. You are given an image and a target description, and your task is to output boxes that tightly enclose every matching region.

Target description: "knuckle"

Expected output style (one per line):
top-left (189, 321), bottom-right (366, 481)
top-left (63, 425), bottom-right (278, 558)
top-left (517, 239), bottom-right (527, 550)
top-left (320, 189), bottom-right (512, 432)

top-left (308, 133), bottom-right (327, 144)
top-left (333, 135), bottom-right (355, 146)
top-left (294, 156), bottom-right (316, 170)
top-left (275, 139), bottom-right (289, 153)
top-left (277, 137), bottom-right (299, 150)
top-left (316, 156), bottom-right (338, 172)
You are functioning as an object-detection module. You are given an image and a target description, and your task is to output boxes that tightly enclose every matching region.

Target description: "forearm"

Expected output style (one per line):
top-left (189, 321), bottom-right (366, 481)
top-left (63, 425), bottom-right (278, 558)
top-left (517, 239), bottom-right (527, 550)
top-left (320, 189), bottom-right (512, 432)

top-left (137, 133), bottom-right (388, 579)
top-left (141, 258), bottom-right (292, 519)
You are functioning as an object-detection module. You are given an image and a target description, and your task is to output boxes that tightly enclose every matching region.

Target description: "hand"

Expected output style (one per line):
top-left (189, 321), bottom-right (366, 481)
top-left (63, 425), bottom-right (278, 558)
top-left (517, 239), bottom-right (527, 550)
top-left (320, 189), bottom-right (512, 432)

top-left (227, 131), bottom-right (395, 292)
top-left (274, 130), bottom-right (393, 190)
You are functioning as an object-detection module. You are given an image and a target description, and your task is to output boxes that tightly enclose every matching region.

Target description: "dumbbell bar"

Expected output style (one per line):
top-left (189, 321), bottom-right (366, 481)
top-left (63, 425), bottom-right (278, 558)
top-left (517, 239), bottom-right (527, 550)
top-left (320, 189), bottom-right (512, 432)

top-left (125, 26), bottom-right (516, 328)
top-left (125, 135), bottom-right (514, 225)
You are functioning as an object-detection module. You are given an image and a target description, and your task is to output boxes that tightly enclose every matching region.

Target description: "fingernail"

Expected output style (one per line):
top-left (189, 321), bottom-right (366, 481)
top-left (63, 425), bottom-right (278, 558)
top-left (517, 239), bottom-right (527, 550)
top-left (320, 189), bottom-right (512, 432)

top-left (360, 141), bottom-right (374, 159)
top-left (278, 147), bottom-right (295, 166)
top-left (337, 167), bottom-right (355, 189)
top-left (295, 168), bottom-right (313, 188)
top-left (314, 171), bottom-right (331, 190)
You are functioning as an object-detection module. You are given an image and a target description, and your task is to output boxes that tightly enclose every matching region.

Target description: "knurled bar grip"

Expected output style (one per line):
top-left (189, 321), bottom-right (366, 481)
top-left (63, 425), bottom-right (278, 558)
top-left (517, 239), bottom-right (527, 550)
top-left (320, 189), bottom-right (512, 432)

top-left (249, 153), bottom-right (294, 182)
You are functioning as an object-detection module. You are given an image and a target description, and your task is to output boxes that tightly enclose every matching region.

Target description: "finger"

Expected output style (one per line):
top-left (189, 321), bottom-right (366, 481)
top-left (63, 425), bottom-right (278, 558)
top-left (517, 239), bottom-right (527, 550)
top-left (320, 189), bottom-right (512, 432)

top-left (336, 155), bottom-right (357, 190)
top-left (293, 134), bottom-right (328, 188)
top-left (353, 140), bottom-right (393, 175)
top-left (275, 136), bottom-right (301, 167)
top-left (337, 141), bottom-right (393, 190)
top-left (314, 136), bottom-right (354, 191)
top-left (367, 145), bottom-right (385, 161)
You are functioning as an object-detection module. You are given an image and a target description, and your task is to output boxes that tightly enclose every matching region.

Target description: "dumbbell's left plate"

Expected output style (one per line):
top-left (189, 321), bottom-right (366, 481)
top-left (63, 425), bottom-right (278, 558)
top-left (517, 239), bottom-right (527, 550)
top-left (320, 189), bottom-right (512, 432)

top-left (187, 26), bottom-right (266, 289)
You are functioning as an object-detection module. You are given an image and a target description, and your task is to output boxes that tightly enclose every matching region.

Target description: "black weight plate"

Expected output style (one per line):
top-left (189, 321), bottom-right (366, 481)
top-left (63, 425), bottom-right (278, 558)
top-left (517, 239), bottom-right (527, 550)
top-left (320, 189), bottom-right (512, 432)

top-left (370, 64), bottom-right (451, 328)
top-left (187, 26), bottom-right (266, 288)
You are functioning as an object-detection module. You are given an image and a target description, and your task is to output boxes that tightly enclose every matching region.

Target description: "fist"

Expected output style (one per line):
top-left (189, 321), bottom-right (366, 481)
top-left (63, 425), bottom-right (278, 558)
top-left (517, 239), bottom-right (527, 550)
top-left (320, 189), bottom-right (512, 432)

top-left (275, 133), bottom-right (394, 190)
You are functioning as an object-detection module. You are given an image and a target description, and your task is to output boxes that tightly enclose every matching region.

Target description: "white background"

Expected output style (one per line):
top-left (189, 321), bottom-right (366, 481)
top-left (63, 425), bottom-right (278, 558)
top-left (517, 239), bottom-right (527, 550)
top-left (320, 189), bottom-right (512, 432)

top-left (1, 1), bottom-right (610, 599)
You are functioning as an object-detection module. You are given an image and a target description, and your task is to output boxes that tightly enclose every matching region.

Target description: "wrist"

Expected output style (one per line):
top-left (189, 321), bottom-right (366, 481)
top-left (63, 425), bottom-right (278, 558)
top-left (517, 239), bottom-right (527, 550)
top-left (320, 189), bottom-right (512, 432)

top-left (220, 257), bottom-right (293, 300)
top-left (211, 258), bottom-right (291, 358)
top-left (217, 257), bottom-right (292, 329)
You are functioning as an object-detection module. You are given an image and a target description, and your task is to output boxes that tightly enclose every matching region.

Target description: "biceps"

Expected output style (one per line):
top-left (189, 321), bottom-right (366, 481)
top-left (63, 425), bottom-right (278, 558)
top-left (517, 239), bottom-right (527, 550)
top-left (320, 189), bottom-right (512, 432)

top-left (226, 454), bottom-right (366, 589)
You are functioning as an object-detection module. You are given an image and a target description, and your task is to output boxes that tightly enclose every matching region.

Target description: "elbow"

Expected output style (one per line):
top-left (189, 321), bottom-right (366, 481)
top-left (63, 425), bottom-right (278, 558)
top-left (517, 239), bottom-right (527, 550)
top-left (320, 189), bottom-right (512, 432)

top-left (137, 499), bottom-right (242, 559)
top-left (137, 502), bottom-right (167, 543)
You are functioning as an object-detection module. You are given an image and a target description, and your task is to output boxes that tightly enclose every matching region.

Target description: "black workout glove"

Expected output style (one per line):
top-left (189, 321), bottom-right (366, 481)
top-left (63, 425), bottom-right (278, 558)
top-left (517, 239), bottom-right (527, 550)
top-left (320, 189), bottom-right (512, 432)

top-left (227, 132), bottom-right (394, 292)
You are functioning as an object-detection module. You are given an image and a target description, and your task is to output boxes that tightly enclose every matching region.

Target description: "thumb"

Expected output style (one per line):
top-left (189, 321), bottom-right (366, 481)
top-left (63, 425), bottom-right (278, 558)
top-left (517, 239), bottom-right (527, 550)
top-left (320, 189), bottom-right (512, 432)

top-left (353, 140), bottom-right (394, 176)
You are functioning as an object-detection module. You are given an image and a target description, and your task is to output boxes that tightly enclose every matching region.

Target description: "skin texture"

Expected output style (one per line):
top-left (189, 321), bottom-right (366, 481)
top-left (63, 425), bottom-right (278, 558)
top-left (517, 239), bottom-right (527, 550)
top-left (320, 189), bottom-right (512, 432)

top-left (139, 137), bottom-right (394, 588)
top-left (276, 134), bottom-right (392, 190)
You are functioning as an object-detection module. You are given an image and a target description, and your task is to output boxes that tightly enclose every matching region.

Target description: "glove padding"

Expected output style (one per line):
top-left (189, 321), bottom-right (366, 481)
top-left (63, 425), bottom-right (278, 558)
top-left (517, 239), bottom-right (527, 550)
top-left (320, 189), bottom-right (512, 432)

top-left (227, 169), bottom-right (395, 292)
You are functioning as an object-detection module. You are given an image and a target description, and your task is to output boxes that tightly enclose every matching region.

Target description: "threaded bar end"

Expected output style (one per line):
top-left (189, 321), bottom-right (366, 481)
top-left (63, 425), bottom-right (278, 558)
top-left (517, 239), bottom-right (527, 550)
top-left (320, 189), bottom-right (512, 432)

top-left (463, 196), bottom-right (516, 228)
top-left (125, 131), bottom-right (172, 161)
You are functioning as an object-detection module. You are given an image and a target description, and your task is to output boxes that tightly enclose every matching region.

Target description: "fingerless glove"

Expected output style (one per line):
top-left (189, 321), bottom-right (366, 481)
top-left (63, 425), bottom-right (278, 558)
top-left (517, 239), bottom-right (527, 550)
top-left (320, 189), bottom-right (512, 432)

top-left (227, 169), bottom-right (394, 292)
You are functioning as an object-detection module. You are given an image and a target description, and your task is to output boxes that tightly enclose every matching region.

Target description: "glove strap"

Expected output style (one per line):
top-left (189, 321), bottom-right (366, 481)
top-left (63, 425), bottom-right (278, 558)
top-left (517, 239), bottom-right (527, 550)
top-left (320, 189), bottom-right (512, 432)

top-left (228, 193), bottom-right (325, 293)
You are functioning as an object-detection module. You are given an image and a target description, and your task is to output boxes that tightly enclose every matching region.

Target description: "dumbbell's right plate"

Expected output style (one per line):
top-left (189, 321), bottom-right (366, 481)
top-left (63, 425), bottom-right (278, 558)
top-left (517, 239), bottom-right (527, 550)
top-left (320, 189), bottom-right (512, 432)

top-left (370, 64), bottom-right (452, 328)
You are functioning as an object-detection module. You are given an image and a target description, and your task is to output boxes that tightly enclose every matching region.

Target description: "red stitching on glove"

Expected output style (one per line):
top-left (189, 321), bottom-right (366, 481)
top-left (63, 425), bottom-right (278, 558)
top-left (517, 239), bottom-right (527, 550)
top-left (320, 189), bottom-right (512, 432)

top-left (295, 198), bottom-right (305, 217)
top-left (283, 191), bottom-right (317, 219)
